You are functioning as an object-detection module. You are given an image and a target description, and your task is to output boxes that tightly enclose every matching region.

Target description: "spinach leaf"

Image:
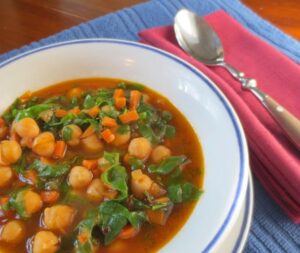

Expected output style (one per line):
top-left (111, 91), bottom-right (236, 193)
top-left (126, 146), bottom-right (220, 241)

top-left (148, 155), bottom-right (187, 175)
top-left (128, 196), bottom-right (150, 210)
top-left (128, 157), bottom-right (144, 171)
top-left (31, 159), bottom-right (70, 178)
top-left (6, 187), bottom-right (29, 218)
top-left (99, 201), bottom-right (147, 245)
top-left (128, 83), bottom-right (144, 91)
top-left (117, 125), bottom-right (130, 134)
top-left (103, 152), bottom-right (120, 167)
top-left (138, 123), bottom-right (158, 143)
top-left (83, 94), bottom-right (96, 109)
top-left (75, 208), bottom-right (101, 253)
top-left (12, 153), bottom-right (27, 174)
top-left (168, 182), bottom-right (202, 203)
top-left (165, 125), bottom-right (176, 138)
top-left (15, 104), bottom-right (57, 121)
top-left (161, 111), bottom-right (172, 122)
top-left (62, 126), bottom-right (73, 141)
top-left (101, 165), bottom-right (128, 200)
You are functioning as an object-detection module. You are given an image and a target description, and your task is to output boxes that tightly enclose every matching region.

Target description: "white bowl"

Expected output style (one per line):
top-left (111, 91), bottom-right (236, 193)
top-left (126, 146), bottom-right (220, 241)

top-left (0, 39), bottom-right (249, 252)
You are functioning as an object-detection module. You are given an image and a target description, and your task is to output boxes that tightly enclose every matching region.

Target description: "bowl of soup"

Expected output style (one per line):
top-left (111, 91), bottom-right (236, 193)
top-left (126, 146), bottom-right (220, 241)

top-left (0, 39), bottom-right (249, 253)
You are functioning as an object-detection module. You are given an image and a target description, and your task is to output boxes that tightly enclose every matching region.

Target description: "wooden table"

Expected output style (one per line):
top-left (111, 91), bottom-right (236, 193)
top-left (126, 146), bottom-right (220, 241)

top-left (0, 0), bottom-right (299, 54)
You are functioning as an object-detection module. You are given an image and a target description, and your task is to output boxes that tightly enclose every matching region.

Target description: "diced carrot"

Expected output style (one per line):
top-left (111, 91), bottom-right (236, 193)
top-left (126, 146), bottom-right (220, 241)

top-left (53, 141), bottom-right (67, 159)
top-left (149, 183), bottom-right (167, 198)
top-left (123, 153), bottom-right (131, 165)
top-left (55, 109), bottom-right (68, 118)
top-left (24, 170), bottom-right (38, 185)
top-left (20, 90), bottom-right (32, 103)
top-left (0, 196), bottom-right (9, 205)
top-left (101, 129), bottom-right (115, 143)
top-left (40, 157), bottom-right (55, 165)
top-left (88, 106), bottom-right (100, 118)
top-left (82, 159), bottom-right (98, 170)
top-left (113, 89), bottom-right (125, 99)
top-left (115, 97), bottom-right (127, 110)
top-left (77, 229), bottom-right (89, 244)
top-left (81, 125), bottom-right (96, 139)
top-left (129, 90), bottom-right (141, 110)
top-left (118, 225), bottom-right (139, 240)
top-left (0, 118), bottom-right (5, 128)
top-left (40, 191), bottom-right (60, 204)
top-left (146, 210), bottom-right (168, 225)
top-left (102, 117), bottom-right (118, 128)
top-left (69, 106), bottom-right (81, 115)
top-left (119, 110), bottom-right (139, 124)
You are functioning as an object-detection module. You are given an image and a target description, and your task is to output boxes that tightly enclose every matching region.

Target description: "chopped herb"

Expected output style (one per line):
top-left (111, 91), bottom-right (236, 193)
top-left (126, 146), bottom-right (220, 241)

top-left (62, 126), bottom-right (73, 141)
top-left (168, 182), bottom-right (202, 203)
top-left (165, 125), bottom-right (176, 138)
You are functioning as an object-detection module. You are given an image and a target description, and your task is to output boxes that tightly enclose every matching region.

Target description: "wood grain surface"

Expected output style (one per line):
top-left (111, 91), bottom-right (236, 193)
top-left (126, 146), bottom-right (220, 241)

top-left (0, 0), bottom-right (299, 54)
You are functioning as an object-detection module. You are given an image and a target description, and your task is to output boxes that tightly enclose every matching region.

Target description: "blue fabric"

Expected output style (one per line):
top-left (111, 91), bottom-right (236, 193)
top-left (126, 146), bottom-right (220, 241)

top-left (0, 0), bottom-right (299, 252)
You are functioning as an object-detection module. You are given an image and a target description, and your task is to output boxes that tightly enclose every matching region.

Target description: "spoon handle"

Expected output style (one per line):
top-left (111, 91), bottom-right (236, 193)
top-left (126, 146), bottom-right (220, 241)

top-left (254, 88), bottom-right (300, 150)
top-left (220, 62), bottom-right (300, 150)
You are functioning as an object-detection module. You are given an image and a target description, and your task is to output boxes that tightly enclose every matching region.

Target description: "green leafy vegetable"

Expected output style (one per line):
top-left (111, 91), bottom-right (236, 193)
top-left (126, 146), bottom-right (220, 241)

top-left (162, 111), bottom-right (172, 122)
top-left (103, 152), bottom-right (120, 167)
top-left (62, 126), bottom-right (73, 141)
top-left (117, 125), bottom-right (130, 134)
top-left (83, 94), bottom-right (96, 109)
top-left (12, 153), bottom-right (27, 174)
top-left (148, 155), bottom-right (187, 175)
top-left (31, 159), bottom-right (70, 178)
top-left (165, 125), bottom-right (176, 138)
top-left (15, 103), bottom-right (57, 121)
top-left (99, 201), bottom-right (147, 245)
top-left (168, 182), bottom-right (202, 203)
top-left (75, 208), bottom-right (101, 253)
top-left (128, 157), bottom-right (144, 171)
top-left (5, 187), bottom-right (30, 218)
top-left (101, 165), bottom-right (128, 200)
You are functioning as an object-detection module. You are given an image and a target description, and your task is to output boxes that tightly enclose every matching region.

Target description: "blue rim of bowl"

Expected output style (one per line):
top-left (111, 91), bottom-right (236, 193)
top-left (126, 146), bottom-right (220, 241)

top-left (0, 39), bottom-right (248, 252)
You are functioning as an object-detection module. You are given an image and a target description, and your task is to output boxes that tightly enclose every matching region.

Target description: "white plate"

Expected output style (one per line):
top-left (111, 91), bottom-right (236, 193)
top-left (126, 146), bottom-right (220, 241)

top-left (0, 39), bottom-right (249, 252)
top-left (213, 170), bottom-right (254, 253)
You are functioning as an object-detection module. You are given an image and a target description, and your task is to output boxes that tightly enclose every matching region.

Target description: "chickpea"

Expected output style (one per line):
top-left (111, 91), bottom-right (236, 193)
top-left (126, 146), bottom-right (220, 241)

top-left (43, 205), bottom-right (76, 233)
top-left (131, 169), bottom-right (153, 199)
top-left (151, 145), bottom-right (171, 164)
top-left (32, 231), bottom-right (59, 253)
top-left (112, 131), bottom-right (131, 146)
top-left (81, 134), bottom-right (103, 154)
top-left (14, 118), bottom-right (40, 139)
top-left (32, 132), bottom-right (55, 157)
top-left (62, 124), bottom-right (82, 147)
top-left (66, 87), bottom-right (83, 100)
top-left (0, 166), bottom-right (13, 188)
top-left (24, 190), bottom-right (43, 215)
top-left (0, 220), bottom-right (26, 244)
top-left (68, 166), bottom-right (93, 189)
top-left (0, 140), bottom-right (22, 165)
top-left (128, 137), bottom-right (152, 160)
top-left (98, 157), bottom-right (111, 171)
top-left (86, 178), bottom-right (105, 203)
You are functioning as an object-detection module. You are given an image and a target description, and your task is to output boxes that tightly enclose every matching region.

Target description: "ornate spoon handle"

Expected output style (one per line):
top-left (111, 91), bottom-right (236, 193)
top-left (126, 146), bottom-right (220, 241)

top-left (221, 62), bottom-right (300, 150)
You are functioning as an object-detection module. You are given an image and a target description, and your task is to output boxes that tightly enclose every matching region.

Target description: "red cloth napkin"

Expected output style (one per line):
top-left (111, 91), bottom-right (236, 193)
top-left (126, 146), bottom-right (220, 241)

top-left (139, 10), bottom-right (300, 223)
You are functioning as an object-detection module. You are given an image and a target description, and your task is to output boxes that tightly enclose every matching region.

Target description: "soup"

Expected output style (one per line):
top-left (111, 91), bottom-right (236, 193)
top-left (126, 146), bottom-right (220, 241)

top-left (0, 78), bottom-right (204, 253)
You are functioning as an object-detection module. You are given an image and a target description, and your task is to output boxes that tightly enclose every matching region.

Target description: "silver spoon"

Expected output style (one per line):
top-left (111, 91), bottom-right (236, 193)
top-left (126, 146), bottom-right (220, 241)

top-left (174, 9), bottom-right (300, 150)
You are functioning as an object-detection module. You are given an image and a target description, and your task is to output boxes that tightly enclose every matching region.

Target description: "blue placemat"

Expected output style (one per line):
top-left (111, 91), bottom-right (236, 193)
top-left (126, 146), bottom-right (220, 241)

top-left (1, 0), bottom-right (299, 252)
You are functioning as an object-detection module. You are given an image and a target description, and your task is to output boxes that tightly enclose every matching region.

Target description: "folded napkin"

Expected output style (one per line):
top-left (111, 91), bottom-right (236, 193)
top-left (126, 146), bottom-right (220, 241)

top-left (139, 10), bottom-right (300, 223)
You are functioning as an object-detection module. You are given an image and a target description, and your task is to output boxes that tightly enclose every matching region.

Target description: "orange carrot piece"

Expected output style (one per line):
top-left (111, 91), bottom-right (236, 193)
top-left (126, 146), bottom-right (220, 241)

top-left (102, 116), bottom-right (118, 128)
top-left (118, 225), bottom-right (139, 240)
top-left (101, 129), bottom-right (115, 143)
top-left (69, 106), bottom-right (81, 115)
top-left (53, 141), bottom-right (67, 159)
top-left (115, 97), bottom-right (127, 110)
top-left (55, 109), bottom-right (68, 118)
top-left (20, 90), bottom-right (32, 103)
top-left (40, 191), bottom-right (60, 204)
top-left (119, 110), bottom-right (139, 124)
top-left (81, 125), bottom-right (96, 139)
top-left (0, 196), bottom-right (9, 205)
top-left (40, 157), bottom-right (55, 165)
top-left (129, 90), bottom-right (141, 110)
top-left (24, 170), bottom-right (38, 185)
top-left (113, 89), bottom-right (125, 99)
top-left (0, 118), bottom-right (5, 128)
top-left (77, 229), bottom-right (89, 244)
top-left (146, 210), bottom-right (168, 225)
top-left (88, 106), bottom-right (100, 118)
top-left (82, 159), bottom-right (98, 170)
